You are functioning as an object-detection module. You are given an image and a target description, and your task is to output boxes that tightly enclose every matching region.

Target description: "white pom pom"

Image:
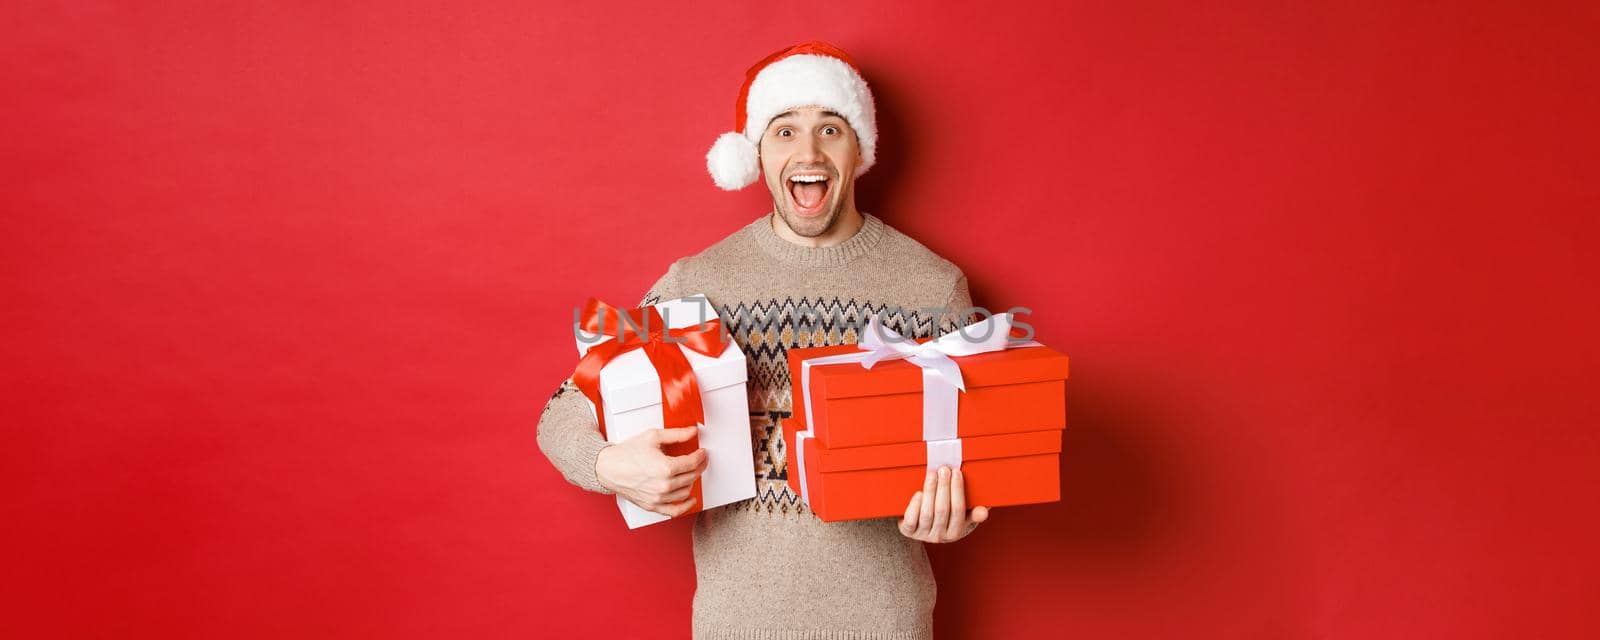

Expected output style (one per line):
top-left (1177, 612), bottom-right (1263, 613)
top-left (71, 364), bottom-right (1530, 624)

top-left (706, 132), bottom-right (760, 191)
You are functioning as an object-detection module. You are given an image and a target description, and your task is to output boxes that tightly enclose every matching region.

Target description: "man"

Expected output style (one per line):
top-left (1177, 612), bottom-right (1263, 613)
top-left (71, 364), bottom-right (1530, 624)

top-left (537, 41), bottom-right (988, 639)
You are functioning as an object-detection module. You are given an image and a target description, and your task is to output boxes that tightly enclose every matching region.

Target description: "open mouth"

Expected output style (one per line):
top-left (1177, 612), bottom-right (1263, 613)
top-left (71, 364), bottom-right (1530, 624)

top-left (786, 173), bottom-right (831, 217)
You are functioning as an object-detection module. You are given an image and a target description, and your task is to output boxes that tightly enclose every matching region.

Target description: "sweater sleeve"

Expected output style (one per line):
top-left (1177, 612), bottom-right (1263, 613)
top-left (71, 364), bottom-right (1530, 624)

top-left (534, 263), bottom-right (682, 494)
top-left (936, 273), bottom-right (975, 336)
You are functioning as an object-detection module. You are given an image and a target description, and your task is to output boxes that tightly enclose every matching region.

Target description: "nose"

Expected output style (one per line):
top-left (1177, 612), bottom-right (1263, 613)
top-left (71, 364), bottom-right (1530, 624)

top-left (795, 132), bottom-right (824, 164)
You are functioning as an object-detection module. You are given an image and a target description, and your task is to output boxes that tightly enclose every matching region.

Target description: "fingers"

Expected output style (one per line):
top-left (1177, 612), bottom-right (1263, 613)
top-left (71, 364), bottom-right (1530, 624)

top-left (646, 472), bottom-right (702, 514)
top-left (900, 491), bottom-right (923, 536)
top-left (666, 457), bottom-right (708, 492)
top-left (898, 467), bottom-right (987, 543)
top-left (931, 466), bottom-right (952, 536)
top-left (917, 469), bottom-right (938, 534)
top-left (653, 425), bottom-right (701, 445)
top-left (945, 467), bottom-right (969, 540)
top-left (665, 447), bottom-right (709, 475)
top-left (654, 497), bottom-right (699, 517)
top-left (658, 485), bottom-right (693, 504)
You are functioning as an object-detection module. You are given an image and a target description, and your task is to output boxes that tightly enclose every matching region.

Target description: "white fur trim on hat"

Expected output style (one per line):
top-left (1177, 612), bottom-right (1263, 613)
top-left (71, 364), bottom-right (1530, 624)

top-left (707, 131), bottom-right (761, 190)
top-left (706, 53), bottom-right (877, 190)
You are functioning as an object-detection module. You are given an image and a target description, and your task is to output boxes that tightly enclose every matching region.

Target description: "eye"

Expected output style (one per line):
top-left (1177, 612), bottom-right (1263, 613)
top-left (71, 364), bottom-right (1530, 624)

top-left (777, 127), bottom-right (793, 137)
top-left (823, 125), bottom-right (839, 135)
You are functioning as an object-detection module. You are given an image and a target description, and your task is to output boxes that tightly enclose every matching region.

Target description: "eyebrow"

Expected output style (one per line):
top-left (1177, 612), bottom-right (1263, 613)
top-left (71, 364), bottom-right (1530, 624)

top-left (772, 109), bottom-right (846, 122)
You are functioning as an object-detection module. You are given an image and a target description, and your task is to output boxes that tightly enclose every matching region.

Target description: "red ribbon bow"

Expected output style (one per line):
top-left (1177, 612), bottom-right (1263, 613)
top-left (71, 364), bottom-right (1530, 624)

top-left (571, 298), bottom-right (728, 517)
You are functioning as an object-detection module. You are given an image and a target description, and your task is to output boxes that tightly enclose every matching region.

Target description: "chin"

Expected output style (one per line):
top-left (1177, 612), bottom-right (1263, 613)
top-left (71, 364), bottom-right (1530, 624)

top-left (780, 203), bottom-right (841, 238)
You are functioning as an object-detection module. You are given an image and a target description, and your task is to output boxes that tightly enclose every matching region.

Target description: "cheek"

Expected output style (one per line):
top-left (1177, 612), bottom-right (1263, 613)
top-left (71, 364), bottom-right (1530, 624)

top-left (759, 150), bottom-right (784, 177)
top-left (824, 140), bottom-right (858, 164)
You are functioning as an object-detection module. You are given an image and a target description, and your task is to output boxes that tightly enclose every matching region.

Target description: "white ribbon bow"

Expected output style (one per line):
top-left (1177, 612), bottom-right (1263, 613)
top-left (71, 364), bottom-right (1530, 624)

top-left (855, 312), bottom-right (1024, 391)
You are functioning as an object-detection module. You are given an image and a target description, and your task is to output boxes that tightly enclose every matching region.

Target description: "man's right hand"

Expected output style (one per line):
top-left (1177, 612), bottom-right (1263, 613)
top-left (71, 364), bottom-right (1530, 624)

top-left (594, 426), bottom-right (709, 517)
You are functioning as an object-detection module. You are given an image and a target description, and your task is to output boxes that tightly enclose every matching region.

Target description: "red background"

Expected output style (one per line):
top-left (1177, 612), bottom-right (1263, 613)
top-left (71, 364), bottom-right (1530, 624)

top-left (5, 1), bottom-right (1597, 637)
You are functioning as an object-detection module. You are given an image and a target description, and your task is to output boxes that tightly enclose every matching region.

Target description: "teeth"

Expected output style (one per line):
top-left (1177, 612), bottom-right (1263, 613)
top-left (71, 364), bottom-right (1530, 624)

top-left (789, 175), bottom-right (828, 183)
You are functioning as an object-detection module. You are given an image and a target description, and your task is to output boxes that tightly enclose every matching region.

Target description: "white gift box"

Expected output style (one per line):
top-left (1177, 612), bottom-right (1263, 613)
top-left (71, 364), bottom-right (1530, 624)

top-left (574, 295), bottom-right (756, 528)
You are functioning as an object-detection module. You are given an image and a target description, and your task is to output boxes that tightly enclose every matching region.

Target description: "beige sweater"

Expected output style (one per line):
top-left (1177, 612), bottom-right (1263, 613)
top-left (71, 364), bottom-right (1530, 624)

top-left (537, 212), bottom-right (971, 639)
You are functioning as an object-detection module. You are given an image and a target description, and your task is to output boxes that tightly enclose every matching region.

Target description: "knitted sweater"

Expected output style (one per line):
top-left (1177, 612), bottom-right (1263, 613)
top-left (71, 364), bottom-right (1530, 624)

top-left (537, 212), bottom-right (971, 639)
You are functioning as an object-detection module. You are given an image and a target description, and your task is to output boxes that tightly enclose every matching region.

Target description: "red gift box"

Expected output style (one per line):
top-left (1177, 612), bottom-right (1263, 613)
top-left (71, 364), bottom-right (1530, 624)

top-left (782, 419), bottom-right (1063, 522)
top-left (781, 315), bottom-right (1069, 521)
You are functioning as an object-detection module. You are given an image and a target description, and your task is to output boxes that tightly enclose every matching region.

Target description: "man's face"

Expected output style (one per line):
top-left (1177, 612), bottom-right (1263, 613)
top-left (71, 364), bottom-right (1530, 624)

top-left (759, 106), bottom-right (861, 238)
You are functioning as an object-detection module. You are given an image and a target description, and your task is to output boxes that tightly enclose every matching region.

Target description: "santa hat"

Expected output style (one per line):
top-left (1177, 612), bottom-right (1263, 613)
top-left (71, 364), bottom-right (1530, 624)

top-left (705, 41), bottom-right (878, 191)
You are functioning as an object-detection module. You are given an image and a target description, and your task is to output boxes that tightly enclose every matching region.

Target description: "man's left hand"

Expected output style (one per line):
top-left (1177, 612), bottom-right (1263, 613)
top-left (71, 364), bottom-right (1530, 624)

top-left (898, 465), bottom-right (989, 543)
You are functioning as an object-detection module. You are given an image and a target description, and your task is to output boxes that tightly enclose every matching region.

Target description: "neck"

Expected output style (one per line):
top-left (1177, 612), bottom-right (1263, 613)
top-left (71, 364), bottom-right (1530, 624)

top-left (772, 194), bottom-right (864, 248)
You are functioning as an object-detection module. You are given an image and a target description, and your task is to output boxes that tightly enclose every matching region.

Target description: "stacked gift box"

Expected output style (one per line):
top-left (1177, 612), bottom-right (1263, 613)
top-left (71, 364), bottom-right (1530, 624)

top-left (782, 315), bottom-right (1070, 522)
